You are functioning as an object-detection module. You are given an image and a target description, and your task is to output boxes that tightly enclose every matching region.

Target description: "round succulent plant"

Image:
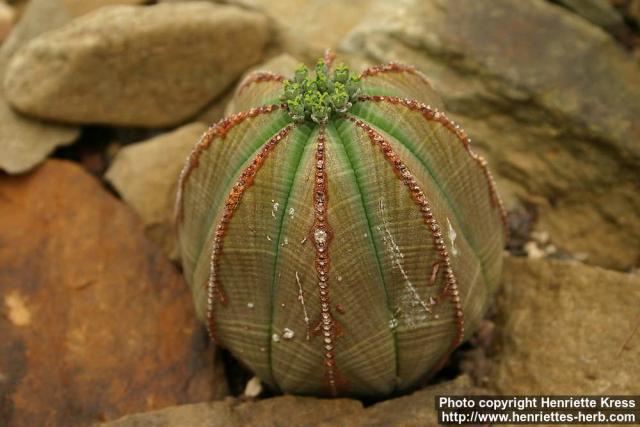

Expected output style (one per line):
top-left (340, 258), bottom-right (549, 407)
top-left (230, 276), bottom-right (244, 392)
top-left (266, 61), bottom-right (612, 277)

top-left (176, 51), bottom-right (507, 397)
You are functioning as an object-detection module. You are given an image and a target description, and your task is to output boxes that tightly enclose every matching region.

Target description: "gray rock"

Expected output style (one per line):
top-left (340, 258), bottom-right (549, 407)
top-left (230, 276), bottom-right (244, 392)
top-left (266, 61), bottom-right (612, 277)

top-left (4, 2), bottom-right (270, 127)
top-left (341, 0), bottom-right (640, 270)
top-left (0, 100), bottom-right (79, 174)
top-left (99, 375), bottom-right (488, 427)
top-left (106, 122), bottom-right (208, 260)
top-left (0, 0), bottom-right (79, 174)
top-left (491, 256), bottom-right (640, 394)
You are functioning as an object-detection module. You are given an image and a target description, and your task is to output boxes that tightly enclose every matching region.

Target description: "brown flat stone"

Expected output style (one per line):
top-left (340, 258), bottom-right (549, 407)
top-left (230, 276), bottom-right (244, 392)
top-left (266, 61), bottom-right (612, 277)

top-left (0, 160), bottom-right (228, 427)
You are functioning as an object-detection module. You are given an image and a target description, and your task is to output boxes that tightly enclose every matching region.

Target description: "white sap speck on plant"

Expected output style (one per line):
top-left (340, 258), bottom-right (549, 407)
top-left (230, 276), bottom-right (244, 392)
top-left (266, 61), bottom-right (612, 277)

top-left (388, 318), bottom-right (399, 330)
top-left (379, 198), bottom-right (431, 327)
top-left (282, 328), bottom-right (295, 340)
top-left (447, 217), bottom-right (458, 257)
top-left (288, 207), bottom-right (295, 218)
top-left (271, 201), bottom-right (280, 218)
top-left (295, 271), bottom-right (311, 339)
top-left (247, 302), bottom-right (254, 309)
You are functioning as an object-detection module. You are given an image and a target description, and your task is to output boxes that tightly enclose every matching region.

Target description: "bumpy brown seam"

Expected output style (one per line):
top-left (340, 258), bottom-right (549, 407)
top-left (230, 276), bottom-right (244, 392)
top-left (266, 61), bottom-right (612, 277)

top-left (359, 62), bottom-right (435, 90)
top-left (310, 126), bottom-right (344, 396)
top-left (236, 71), bottom-right (286, 96)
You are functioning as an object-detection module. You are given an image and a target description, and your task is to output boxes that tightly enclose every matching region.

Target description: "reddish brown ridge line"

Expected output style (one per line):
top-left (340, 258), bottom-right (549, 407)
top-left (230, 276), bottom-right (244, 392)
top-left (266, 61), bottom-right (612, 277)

top-left (359, 62), bottom-right (434, 89)
top-left (347, 115), bottom-right (465, 349)
top-left (205, 124), bottom-right (295, 344)
top-left (175, 104), bottom-right (284, 224)
top-left (310, 127), bottom-right (343, 396)
top-left (357, 94), bottom-right (509, 241)
top-left (235, 71), bottom-right (286, 96)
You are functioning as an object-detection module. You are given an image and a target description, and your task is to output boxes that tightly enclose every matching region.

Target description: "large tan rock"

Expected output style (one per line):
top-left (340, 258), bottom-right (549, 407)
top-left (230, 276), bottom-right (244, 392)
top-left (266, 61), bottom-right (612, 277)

top-left (341, 0), bottom-right (640, 270)
top-left (491, 257), bottom-right (640, 394)
top-left (0, 160), bottom-right (228, 427)
top-left (4, 2), bottom-right (270, 127)
top-left (206, 0), bottom-right (380, 61)
top-left (100, 375), bottom-right (488, 427)
top-left (61, 0), bottom-right (146, 17)
top-left (106, 122), bottom-right (208, 260)
top-left (0, 0), bottom-right (79, 174)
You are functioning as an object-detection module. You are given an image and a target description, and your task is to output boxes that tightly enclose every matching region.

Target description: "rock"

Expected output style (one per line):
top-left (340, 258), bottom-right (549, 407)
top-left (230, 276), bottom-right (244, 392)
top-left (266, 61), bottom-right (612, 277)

top-left (4, 3), bottom-right (270, 127)
top-left (207, 0), bottom-right (380, 62)
top-left (554, 0), bottom-right (625, 30)
top-left (61, 0), bottom-right (147, 17)
top-left (105, 123), bottom-right (208, 260)
top-left (629, 0), bottom-right (640, 22)
top-left (341, 0), bottom-right (640, 270)
top-left (100, 375), bottom-right (487, 427)
top-left (0, 0), bottom-right (80, 174)
top-left (0, 2), bottom-right (14, 43)
top-left (324, 375), bottom-right (490, 427)
top-left (0, 100), bottom-right (79, 174)
top-left (490, 256), bottom-right (640, 394)
top-left (0, 160), bottom-right (228, 427)
top-left (99, 395), bottom-right (361, 427)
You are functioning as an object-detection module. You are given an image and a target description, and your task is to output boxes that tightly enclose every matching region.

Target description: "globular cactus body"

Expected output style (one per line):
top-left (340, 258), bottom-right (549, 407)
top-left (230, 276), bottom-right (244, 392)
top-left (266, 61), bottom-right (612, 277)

top-left (176, 52), bottom-right (507, 397)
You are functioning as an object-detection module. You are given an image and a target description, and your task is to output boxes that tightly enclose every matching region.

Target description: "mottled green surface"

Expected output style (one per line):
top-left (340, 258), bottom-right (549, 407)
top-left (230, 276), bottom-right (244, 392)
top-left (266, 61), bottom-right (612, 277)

top-left (178, 61), bottom-right (505, 396)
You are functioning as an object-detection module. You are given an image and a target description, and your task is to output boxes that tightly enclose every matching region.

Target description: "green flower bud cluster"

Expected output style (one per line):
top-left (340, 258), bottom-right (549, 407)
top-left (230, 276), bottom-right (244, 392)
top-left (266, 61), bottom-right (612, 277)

top-left (281, 60), bottom-right (361, 124)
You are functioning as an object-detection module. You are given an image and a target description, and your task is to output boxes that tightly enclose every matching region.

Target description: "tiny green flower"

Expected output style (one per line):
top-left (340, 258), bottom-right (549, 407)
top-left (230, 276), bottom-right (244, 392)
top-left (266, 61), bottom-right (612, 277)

top-left (282, 58), bottom-right (361, 124)
top-left (294, 64), bottom-right (308, 84)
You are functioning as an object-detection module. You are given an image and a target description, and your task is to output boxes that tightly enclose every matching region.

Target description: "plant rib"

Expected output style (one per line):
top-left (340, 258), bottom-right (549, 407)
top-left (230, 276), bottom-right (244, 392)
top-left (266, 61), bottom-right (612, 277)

top-left (204, 123), bottom-right (295, 343)
top-left (175, 104), bottom-right (284, 224)
top-left (347, 114), bottom-right (466, 352)
top-left (357, 95), bottom-right (509, 241)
